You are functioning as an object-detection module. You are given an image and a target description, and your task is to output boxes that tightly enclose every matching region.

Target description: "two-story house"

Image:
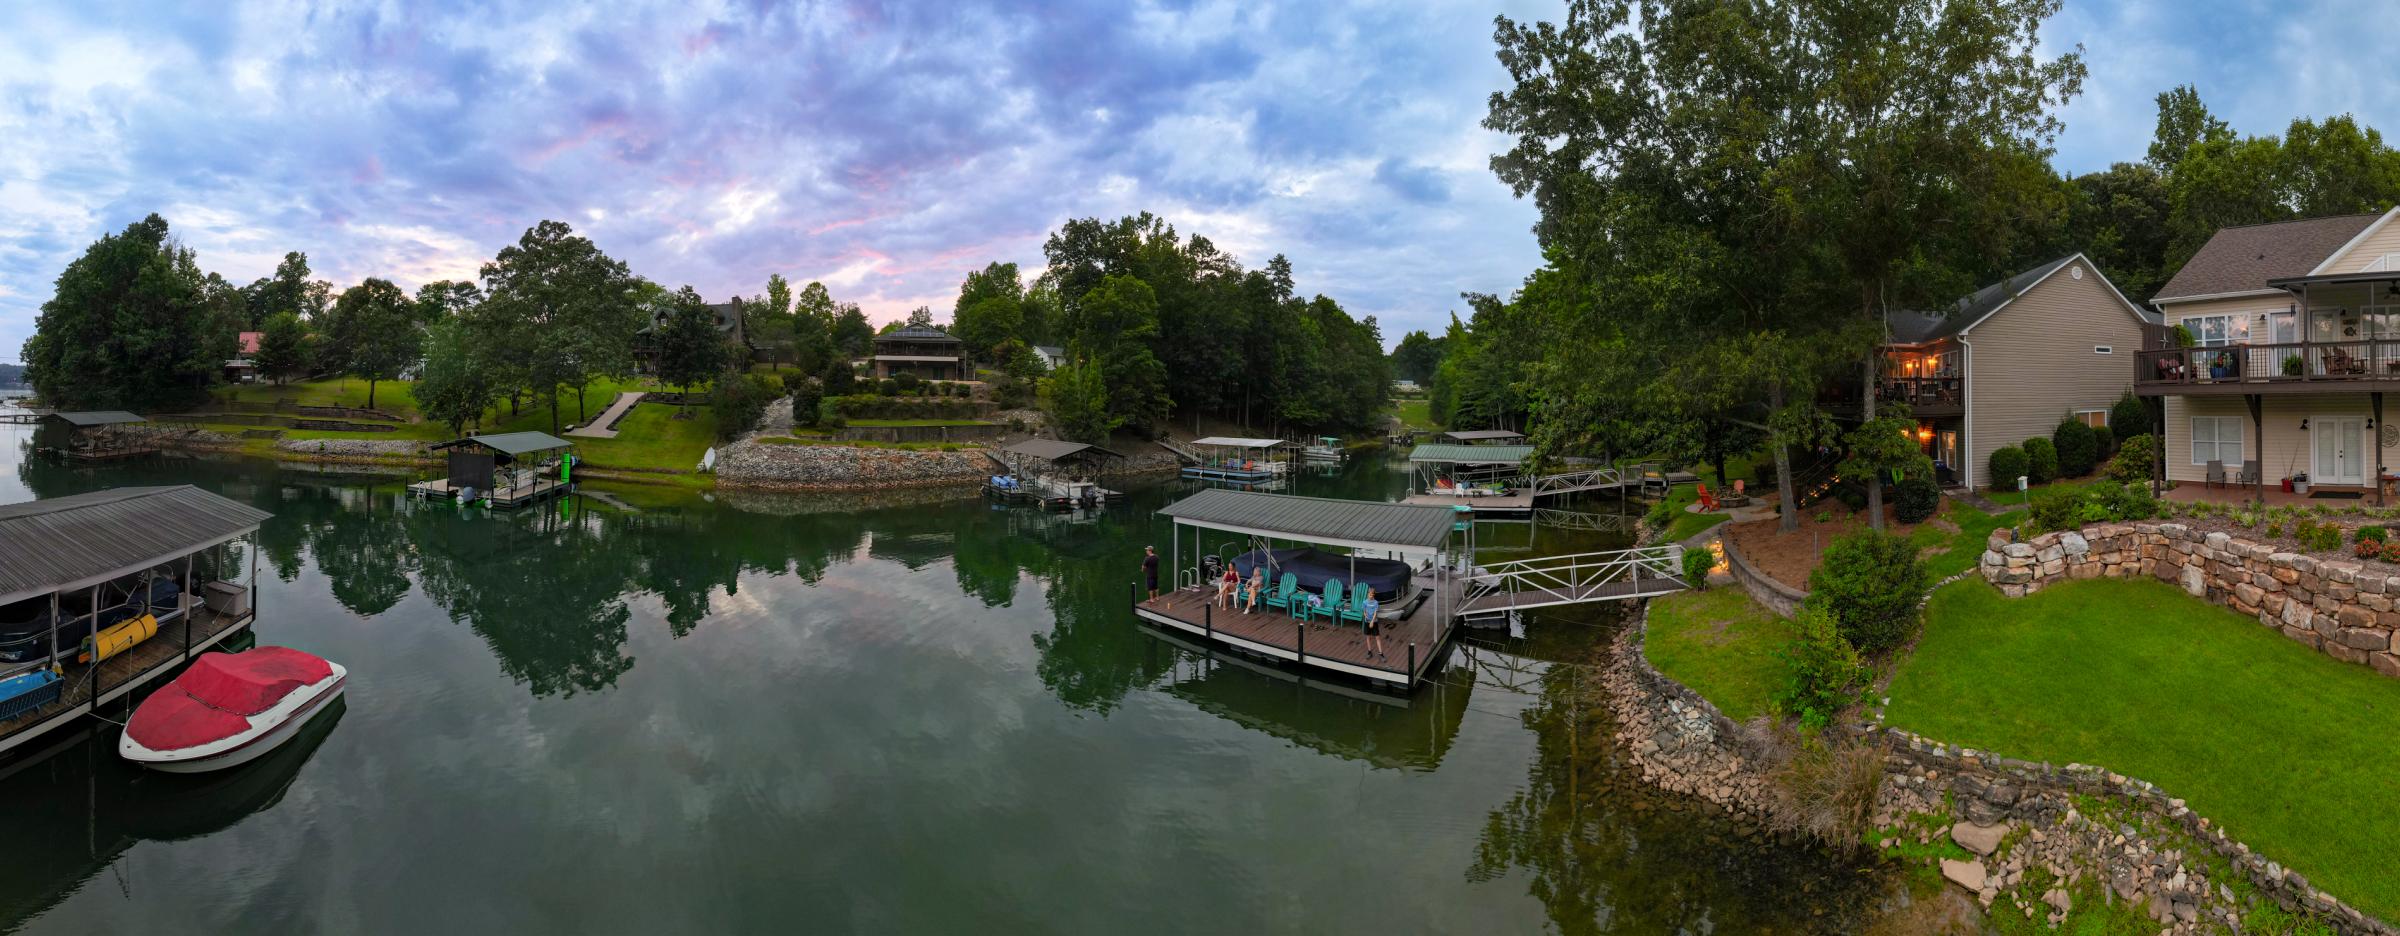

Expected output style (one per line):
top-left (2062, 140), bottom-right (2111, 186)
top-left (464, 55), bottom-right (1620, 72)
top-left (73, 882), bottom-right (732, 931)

top-left (1872, 253), bottom-right (2156, 489)
top-left (872, 324), bottom-right (965, 381)
top-left (633, 301), bottom-right (752, 374)
top-left (2137, 207), bottom-right (2400, 501)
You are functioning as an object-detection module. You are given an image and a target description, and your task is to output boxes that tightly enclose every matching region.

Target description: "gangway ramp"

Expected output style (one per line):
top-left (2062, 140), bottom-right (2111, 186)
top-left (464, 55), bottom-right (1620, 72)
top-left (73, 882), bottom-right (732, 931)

top-left (1456, 545), bottom-right (1687, 616)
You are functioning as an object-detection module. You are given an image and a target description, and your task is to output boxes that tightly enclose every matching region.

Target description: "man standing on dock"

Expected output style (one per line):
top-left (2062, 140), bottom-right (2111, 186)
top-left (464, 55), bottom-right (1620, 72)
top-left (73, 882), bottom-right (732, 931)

top-left (1143, 546), bottom-right (1160, 600)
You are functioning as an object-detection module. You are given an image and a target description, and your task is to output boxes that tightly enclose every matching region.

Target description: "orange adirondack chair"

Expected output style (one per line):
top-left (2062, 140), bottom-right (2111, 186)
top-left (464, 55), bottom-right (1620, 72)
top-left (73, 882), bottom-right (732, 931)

top-left (1697, 482), bottom-right (1718, 511)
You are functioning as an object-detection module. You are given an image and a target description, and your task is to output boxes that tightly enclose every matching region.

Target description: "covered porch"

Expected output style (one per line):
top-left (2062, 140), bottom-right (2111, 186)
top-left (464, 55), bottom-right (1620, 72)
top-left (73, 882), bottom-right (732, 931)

top-left (2148, 390), bottom-right (2398, 506)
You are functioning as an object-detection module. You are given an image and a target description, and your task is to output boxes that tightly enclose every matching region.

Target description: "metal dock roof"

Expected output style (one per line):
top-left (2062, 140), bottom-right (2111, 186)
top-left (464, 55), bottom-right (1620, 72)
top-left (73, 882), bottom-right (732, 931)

top-left (432, 431), bottom-right (575, 456)
top-left (1406, 443), bottom-right (1534, 464)
top-left (0, 486), bottom-right (273, 605)
top-left (1439, 429), bottom-right (1524, 442)
top-left (46, 411), bottom-right (146, 427)
top-left (1158, 489), bottom-right (1456, 550)
top-left (1190, 436), bottom-right (1289, 449)
top-left (1001, 439), bottom-right (1125, 461)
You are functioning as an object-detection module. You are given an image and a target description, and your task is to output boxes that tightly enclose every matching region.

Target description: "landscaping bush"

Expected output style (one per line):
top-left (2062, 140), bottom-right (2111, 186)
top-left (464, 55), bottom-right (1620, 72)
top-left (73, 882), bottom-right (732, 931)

top-left (2292, 518), bottom-right (2344, 553)
top-left (2359, 525), bottom-right (2390, 544)
top-left (1805, 529), bottom-right (1928, 656)
top-left (1893, 474), bottom-right (1940, 524)
top-left (2110, 391), bottom-right (2151, 443)
top-left (1681, 546), bottom-right (1715, 588)
top-left (2103, 433), bottom-right (2158, 484)
top-left (876, 378), bottom-right (899, 396)
top-left (824, 394), bottom-right (985, 421)
top-left (820, 359), bottom-right (855, 396)
top-left (709, 373), bottom-right (778, 442)
top-left (2085, 481), bottom-right (2158, 524)
top-left (894, 372), bottom-right (920, 393)
top-left (789, 378), bottom-right (823, 429)
top-left (1770, 606), bottom-right (1869, 730)
top-left (816, 400), bottom-right (846, 429)
top-left (1645, 497), bottom-right (1677, 531)
top-left (1987, 445), bottom-right (2028, 491)
top-left (1832, 476), bottom-right (1868, 512)
top-left (2022, 436), bottom-right (2058, 485)
top-left (2027, 486), bottom-right (2083, 532)
top-left (2053, 418), bottom-right (2098, 478)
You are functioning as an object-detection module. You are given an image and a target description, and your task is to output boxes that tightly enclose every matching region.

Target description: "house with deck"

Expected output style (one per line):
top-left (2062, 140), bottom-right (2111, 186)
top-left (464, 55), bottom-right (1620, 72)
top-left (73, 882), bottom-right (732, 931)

top-left (1870, 254), bottom-right (2155, 489)
top-left (872, 324), bottom-right (965, 381)
top-left (633, 301), bottom-right (753, 374)
top-left (2136, 207), bottom-right (2400, 501)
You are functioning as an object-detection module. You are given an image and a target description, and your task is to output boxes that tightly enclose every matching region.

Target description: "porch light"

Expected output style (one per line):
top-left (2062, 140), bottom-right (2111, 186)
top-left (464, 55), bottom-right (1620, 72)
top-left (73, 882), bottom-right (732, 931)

top-left (1916, 426), bottom-right (1933, 442)
top-left (2301, 418), bottom-right (2311, 431)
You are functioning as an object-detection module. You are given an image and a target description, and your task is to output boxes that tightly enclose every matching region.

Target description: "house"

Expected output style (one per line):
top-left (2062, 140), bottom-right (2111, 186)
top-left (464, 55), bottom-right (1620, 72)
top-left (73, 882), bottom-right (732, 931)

top-left (1871, 253), bottom-right (2155, 489)
top-left (872, 324), bottom-right (964, 381)
top-left (1033, 345), bottom-right (1067, 370)
top-left (633, 302), bottom-right (753, 374)
top-left (223, 330), bottom-right (264, 383)
top-left (2136, 207), bottom-right (2400, 500)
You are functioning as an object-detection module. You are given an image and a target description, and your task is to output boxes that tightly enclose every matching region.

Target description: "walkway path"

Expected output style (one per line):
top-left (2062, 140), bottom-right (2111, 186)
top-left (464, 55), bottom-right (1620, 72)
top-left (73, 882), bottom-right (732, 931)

top-left (568, 391), bottom-right (644, 439)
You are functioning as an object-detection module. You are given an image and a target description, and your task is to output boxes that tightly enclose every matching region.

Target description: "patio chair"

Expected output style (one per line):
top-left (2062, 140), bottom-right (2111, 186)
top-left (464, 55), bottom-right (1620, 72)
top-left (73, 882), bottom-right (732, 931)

top-left (1264, 572), bottom-right (1298, 616)
top-left (1311, 579), bottom-right (1346, 625)
top-left (1336, 586), bottom-right (1368, 626)
top-left (2206, 460), bottom-right (2225, 489)
top-left (2237, 460), bottom-right (2261, 486)
top-left (1697, 483), bottom-right (1718, 511)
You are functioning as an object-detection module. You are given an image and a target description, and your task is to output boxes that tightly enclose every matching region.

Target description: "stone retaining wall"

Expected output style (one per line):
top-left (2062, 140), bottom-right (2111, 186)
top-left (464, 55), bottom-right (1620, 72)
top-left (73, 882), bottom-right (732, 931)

top-left (1980, 521), bottom-right (2400, 678)
top-left (1718, 528), bottom-right (1806, 617)
top-left (715, 439), bottom-right (991, 490)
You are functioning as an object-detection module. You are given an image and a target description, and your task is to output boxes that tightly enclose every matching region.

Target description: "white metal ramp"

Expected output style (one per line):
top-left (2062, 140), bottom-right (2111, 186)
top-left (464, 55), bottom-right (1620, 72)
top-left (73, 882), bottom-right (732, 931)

top-left (1456, 545), bottom-right (1687, 616)
top-left (1520, 466), bottom-right (1629, 498)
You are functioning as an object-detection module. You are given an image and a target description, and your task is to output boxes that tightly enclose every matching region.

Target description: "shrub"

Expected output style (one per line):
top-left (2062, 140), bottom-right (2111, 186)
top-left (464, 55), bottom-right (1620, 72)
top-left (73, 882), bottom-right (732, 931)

top-left (789, 378), bottom-right (823, 429)
top-left (2299, 520), bottom-right (2343, 552)
top-left (816, 399), bottom-right (846, 430)
top-left (1893, 474), bottom-right (1940, 524)
top-left (2103, 433), bottom-right (2158, 483)
top-left (1645, 497), bottom-right (1677, 531)
top-left (2110, 392), bottom-right (2151, 443)
top-left (876, 378), bottom-right (899, 396)
top-left (1770, 606), bottom-right (1869, 730)
top-left (819, 359), bottom-right (855, 396)
top-left (1805, 529), bottom-right (1928, 655)
top-left (708, 374), bottom-right (778, 442)
top-left (2027, 486), bottom-right (2083, 532)
top-left (2053, 418), bottom-right (2098, 477)
top-left (2022, 436), bottom-right (2057, 485)
top-left (2358, 525), bottom-right (2389, 544)
top-left (893, 372), bottom-right (920, 392)
top-left (1680, 546), bottom-right (1714, 587)
top-left (1987, 445), bottom-right (2028, 491)
top-left (2356, 540), bottom-right (2387, 561)
top-left (2088, 481), bottom-right (2158, 523)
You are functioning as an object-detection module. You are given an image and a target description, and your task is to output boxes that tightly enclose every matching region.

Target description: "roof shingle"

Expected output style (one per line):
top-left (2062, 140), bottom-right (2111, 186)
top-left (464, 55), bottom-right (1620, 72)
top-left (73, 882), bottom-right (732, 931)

top-left (2152, 214), bottom-right (2381, 302)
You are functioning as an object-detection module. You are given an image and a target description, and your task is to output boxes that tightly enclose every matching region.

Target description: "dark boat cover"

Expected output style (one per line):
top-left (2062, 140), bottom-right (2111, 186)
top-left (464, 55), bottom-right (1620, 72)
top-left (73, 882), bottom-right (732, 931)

top-left (1230, 547), bottom-right (1413, 601)
top-left (126, 648), bottom-right (332, 751)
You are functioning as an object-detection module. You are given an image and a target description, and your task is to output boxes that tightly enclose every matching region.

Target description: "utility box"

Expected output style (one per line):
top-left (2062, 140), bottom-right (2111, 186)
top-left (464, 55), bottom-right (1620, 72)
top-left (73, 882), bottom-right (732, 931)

top-left (201, 580), bottom-right (250, 617)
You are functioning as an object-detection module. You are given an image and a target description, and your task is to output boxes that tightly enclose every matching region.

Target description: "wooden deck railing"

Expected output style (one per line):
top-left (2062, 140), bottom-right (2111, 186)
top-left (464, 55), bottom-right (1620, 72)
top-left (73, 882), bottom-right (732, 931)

top-left (2136, 341), bottom-right (2400, 387)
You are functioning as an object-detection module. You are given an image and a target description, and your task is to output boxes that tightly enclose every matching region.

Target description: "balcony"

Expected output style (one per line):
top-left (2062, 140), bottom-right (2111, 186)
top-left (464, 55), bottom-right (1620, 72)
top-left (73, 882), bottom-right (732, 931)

top-left (1863, 377), bottom-right (1963, 417)
top-left (2135, 341), bottom-right (2400, 395)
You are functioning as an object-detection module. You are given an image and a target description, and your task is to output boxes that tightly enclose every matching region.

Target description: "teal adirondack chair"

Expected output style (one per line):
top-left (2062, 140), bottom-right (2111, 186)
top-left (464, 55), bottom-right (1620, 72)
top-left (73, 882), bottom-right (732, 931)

top-left (1335, 585), bottom-right (1368, 626)
top-left (1311, 579), bottom-right (1345, 624)
top-left (1264, 572), bottom-right (1299, 615)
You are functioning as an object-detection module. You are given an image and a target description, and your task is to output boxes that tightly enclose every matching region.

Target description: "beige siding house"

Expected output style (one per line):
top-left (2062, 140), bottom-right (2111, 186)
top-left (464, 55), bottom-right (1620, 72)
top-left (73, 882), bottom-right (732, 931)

top-left (2140, 207), bottom-right (2400, 500)
top-left (1877, 254), bottom-right (2153, 489)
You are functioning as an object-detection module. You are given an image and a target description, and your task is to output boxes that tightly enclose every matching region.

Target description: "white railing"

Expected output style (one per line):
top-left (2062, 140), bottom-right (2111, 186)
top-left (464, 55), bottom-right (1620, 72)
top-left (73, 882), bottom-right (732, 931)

top-left (1462, 545), bottom-right (1687, 612)
top-left (1523, 467), bottom-right (1625, 497)
top-left (1529, 508), bottom-right (1636, 533)
top-left (1158, 438), bottom-right (1202, 463)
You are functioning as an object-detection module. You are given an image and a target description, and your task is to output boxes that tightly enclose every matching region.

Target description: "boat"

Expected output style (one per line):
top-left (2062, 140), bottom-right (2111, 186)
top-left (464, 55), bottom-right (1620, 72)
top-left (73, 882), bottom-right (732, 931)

top-left (1301, 436), bottom-right (1345, 463)
top-left (0, 667), bottom-right (63, 721)
top-left (118, 647), bottom-right (347, 773)
top-left (0, 571), bottom-right (182, 666)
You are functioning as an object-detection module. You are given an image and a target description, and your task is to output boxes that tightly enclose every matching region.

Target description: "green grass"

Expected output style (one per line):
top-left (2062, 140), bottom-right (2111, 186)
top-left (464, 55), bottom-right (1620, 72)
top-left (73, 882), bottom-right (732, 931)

top-left (1909, 501), bottom-right (2024, 580)
top-left (211, 376), bottom-right (423, 413)
top-left (1644, 587), bottom-right (1793, 722)
top-left (842, 418), bottom-right (995, 427)
top-left (1889, 578), bottom-right (2400, 920)
top-left (202, 376), bottom-right (717, 474)
top-left (1392, 399), bottom-right (1436, 431)
top-left (1654, 483), bottom-right (1731, 542)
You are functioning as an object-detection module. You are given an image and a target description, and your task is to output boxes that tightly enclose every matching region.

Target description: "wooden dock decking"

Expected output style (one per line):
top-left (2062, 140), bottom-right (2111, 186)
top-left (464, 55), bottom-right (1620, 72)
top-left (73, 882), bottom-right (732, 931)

top-left (1400, 490), bottom-right (1535, 514)
top-left (0, 605), bottom-right (254, 756)
top-left (1132, 581), bottom-right (1460, 687)
top-left (408, 475), bottom-right (570, 508)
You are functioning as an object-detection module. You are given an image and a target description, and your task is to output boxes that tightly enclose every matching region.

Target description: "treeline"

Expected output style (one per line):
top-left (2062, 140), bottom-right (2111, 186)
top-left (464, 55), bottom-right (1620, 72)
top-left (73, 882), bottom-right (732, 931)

top-left (0, 363), bottom-right (24, 388)
top-left (943, 212), bottom-right (1392, 442)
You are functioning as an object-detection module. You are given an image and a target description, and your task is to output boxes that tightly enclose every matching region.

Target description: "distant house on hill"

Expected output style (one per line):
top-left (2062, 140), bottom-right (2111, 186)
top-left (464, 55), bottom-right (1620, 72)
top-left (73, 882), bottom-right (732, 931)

top-left (223, 330), bottom-right (265, 383)
top-left (1033, 345), bottom-right (1067, 370)
top-left (872, 324), bottom-right (964, 381)
top-left (633, 301), bottom-right (754, 374)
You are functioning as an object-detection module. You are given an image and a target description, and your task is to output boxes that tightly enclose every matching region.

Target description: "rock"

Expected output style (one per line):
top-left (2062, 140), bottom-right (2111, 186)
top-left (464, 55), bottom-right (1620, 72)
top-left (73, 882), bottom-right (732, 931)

top-left (1940, 858), bottom-right (1987, 892)
top-left (1950, 820), bottom-right (2009, 857)
top-left (2061, 531), bottom-right (2090, 556)
top-left (2043, 888), bottom-right (2072, 913)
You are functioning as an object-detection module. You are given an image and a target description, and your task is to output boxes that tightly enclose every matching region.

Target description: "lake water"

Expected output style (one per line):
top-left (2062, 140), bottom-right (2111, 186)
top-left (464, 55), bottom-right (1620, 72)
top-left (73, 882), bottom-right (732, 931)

top-left (0, 420), bottom-right (1891, 934)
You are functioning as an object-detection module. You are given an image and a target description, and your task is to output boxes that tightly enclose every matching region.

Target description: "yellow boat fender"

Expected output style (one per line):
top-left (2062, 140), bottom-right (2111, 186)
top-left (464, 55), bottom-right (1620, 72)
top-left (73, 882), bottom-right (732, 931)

top-left (81, 613), bottom-right (158, 664)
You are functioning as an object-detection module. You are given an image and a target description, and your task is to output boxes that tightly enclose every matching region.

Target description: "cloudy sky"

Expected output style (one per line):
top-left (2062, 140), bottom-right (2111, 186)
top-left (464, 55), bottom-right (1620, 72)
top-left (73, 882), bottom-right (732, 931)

top-left (3, 0), bottom-right (2396, 362)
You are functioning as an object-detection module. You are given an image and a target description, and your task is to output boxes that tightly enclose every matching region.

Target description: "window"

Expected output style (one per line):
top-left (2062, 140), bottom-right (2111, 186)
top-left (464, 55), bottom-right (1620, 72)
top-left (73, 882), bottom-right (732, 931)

top-left (2191, 416), bottom-right (2243, 466)
top-left (2183, 314), bottom-right (2248, 347)
top-left (2076, 409), bottom-right (2107, 429)
top-left (2093, 345), bottom-right (2113, 355)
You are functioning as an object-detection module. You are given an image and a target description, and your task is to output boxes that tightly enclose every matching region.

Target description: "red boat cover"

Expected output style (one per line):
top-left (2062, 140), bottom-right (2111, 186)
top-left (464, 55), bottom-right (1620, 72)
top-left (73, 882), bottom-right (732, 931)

top-left (125, 648), bottom-right (332, 751)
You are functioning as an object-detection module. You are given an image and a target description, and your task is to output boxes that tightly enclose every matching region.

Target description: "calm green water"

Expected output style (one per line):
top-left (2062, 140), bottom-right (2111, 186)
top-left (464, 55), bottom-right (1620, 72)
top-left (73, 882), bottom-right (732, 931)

top-left (0, 421), bottom-right (1890, 934)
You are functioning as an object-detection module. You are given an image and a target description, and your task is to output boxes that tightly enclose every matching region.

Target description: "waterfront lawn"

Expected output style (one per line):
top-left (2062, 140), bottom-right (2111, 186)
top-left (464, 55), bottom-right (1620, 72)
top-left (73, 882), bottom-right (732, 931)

top-left (1912, 501), bottom-right (2022, 580)
top-left (1655, 484), bottom-right (1730, 542)
top-left (1643, 587), bottom-right (1791, 723)
top-left (842, 418), bottom-right (995, 427)
top-left (1393, 399), bottom-right (1435, 431)
top-left (1888, 578), bottom-right (2400, 920)
top-left (506, 403), bottom-right (715, 473)
top-left (211, 376), bottom-right (422, 414)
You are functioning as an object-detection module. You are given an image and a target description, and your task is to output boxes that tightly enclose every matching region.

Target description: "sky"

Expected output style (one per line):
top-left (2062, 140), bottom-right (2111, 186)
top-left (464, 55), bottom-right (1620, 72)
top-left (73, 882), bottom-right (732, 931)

top-left (2, 0), bottom-right (2396, 364)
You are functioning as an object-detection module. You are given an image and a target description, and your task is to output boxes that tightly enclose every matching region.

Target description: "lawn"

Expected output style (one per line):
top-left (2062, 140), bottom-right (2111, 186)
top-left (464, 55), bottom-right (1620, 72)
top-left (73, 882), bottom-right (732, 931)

top-left (210, 376), bottom-right (422, 413)
top-left (842, 418), bottom-right (996, 427)
top-left (1393, 399), bottom-right (1436, 431)
top-left (1888, 578), bottom-right (2400, 920)
top-left (202, 376), bottom-right (717, 474)
top-left (1653, 483), bottom-right (1731, 542)
top-left (1911, 501), bottom-right (2023, 580)
top-left (1643, 587), bottom-right (1793, 722)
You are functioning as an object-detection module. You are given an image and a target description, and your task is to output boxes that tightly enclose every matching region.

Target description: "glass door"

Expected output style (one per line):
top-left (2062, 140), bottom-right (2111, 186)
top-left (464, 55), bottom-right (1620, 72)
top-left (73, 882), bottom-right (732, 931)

top-left (2315, 417), bottom-right (2366, 486)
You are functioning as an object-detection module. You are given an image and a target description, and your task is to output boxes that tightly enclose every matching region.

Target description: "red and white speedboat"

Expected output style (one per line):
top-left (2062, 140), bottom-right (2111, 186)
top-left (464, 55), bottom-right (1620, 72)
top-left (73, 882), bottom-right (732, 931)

top-left (119, 647), bottom-right (347, 773)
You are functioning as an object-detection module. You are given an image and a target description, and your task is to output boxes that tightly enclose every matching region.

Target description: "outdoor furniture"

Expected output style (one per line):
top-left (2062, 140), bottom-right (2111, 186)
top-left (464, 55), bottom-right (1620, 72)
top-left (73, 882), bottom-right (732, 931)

top-left (1264, 572), bottom-right (1298, 615)
top-left (1697, 483), bottom-right (1718, 511)
top-left (1312, 580), bottom-right (1346, 624)
top-left (2206, 460), bottom-right (2226, 489)
top-left (2237, 460), bottom-right (2261, 486)
top-left (1336, 587), bottom-right (1368, 626)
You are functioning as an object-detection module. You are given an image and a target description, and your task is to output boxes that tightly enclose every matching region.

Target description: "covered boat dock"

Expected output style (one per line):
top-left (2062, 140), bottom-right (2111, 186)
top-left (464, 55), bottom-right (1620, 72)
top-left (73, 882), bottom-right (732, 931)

top-left (1180, 437), bottom-right (1292, 483)
top-left (1131, 489), bottom-right (1463, 688)
top-left (0, 486), bottom-right (270, 757)
top-left (1401, 443), bottom-right (1536, 515)
top-left (985, 439), bottom-right (1125, 508)
top-left (411, 431), bottom-right (577, 508)
top-left (1438, 429), bottom-right (1525, 445)
top-left (38, 411), bottom-right (155, 460)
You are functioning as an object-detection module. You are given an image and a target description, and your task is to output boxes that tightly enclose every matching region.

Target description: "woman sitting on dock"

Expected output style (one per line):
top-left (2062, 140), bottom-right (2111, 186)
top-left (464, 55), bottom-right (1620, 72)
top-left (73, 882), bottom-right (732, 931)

top-left (1217, 566), bottom-right (1241, 609)
top-left (1242, 567), bottom-right (1266, 613)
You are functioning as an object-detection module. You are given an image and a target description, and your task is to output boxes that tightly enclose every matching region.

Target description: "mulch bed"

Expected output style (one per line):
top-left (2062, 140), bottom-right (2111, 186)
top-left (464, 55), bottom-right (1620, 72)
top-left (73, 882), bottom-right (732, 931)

top-left (2169, 513), bottom-right (2400, 573)
top-left (1721, 502), bottom-right (1953, 591)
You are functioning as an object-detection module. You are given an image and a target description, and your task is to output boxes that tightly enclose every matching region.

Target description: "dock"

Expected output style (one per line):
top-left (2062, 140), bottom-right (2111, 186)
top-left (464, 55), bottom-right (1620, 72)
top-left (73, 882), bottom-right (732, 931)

top-left (407, 474), bottom-right (572, 508)
top-left (413, 431), bottom-right (577, 509)
top-left (0, 486), bottom-right (270, 758)
top-left (1400, 489), bottom-right (1535, 515)
top-left (1133, 579), bottom-right (1462, 687)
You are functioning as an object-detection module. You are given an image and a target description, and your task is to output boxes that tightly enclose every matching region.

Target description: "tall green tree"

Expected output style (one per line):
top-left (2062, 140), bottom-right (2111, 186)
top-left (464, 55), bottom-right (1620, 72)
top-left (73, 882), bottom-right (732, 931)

top-left (652, 286), bottom-right (730, 409)
top-left (1040, 358), bottom-right (1119, 443)
top-left (476, 220), bottom-right (641, 434)
top-left (20, 213), bottom-right (222, 409)
top-left (254, 310), bottom-right (312, 386)
top-left (1064, 275), bottom-right (1169, 428)
top-left (830, 303), bottom-right (875, 357)
top-left (325, 277), bottom-right (422, 409)
top-left (1389, 330), bottom-right (1444, 385)
top-left (951, 261), bottom-right (1026, 361)
top-left (2148, 84), bottom-right (2232, 170)
top-left (414, 279), bottom-right (482, 323)
top-left (415, 317), bottom-right (496, 434)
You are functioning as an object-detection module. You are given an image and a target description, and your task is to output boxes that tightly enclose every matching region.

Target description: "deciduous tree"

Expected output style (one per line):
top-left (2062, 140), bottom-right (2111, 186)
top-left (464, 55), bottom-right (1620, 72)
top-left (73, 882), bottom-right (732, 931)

top-left (326, 277), bottom-right (422, 409)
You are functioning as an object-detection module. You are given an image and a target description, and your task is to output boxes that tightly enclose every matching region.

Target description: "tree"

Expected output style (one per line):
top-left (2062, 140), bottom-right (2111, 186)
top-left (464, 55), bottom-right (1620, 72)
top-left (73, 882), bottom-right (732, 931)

top-left (951, 261), bottom-right (1026, 361)
top-left (2148, 84), bottom-right (2232, 170)
top-left (1041, 358), bottom-right (1119, 443)
top-left (987, 338), bottom-right (1045, 408)
top-left (415, 317), bottom-right (495, 434)
top-left (325, 277), bottom-right (422, 409)
top-left (254, 311), bottom-right (312, 386)
top-left (477, 220), bottom-right (641, 434)
top-left (905, 306), bottom-right (935, 328)
top-left (1066, 275), bottom-right (1169, 428)
top-left (1389, 329), bottom-right (1444, 384)
top-left (652, 286), bottom-right (729, 409)
top-left (830, 303), bottom-right (875, 357)
top-left (414, 279), bottom-right (482, 324)
top-left (19, 213), bottom-right (223, 410)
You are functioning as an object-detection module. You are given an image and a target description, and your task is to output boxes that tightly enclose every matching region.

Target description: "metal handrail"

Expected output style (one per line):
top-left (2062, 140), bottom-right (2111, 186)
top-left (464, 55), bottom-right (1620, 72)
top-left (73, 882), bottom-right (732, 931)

top-left (1522, 467), bottom-right (1625, 497)
top-left (2137, 340), bottom-right (2400, 385)
top-left (1463, 545), bottom-right (1687, 610)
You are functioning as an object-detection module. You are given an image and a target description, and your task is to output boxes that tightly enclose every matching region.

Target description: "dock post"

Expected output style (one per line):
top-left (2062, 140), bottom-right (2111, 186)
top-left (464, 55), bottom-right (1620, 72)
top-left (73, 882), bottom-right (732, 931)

top-left (1408, 642), bottom-right (1417, 683)
top-left (1204, 602), bottom-right (1212, 641)
top-left (1296, 619), bottom-right (1305, 663)
top-left (1128, 582), bottom-right (1137, 609)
